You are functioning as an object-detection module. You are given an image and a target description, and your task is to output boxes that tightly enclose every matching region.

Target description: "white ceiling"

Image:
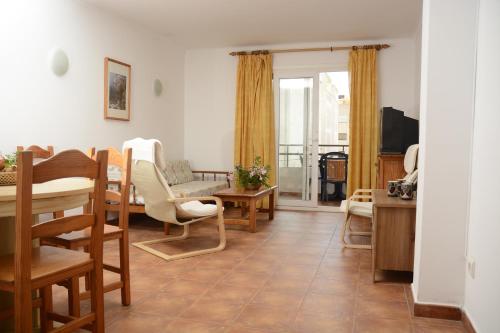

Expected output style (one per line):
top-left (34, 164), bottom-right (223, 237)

top-left (84, 0), bottom-right (422, 48)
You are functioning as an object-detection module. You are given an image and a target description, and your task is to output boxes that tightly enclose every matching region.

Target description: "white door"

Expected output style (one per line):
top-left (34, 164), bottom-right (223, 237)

top-left (275, 70), bottom-right (319, 207)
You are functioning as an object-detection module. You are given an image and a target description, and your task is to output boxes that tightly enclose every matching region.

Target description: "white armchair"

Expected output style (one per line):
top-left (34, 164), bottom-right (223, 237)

top-left (125, 138), bottom-right (226, 261)
top-left (340, 189), bottom-right (373, 249)
top-left (131, 160), bottom-right (226, 261)
top-left (339, 144), bottom-right (419, 249)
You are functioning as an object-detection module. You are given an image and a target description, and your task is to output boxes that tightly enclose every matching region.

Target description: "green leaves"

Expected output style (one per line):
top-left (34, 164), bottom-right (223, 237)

top-left (3, 153), bottom-right (17, 168)
top-left (235, 156), bottom-right (271, 188)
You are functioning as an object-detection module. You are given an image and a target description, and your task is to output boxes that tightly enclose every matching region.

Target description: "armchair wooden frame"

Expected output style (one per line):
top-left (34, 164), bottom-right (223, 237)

top-left (341, 189), bottom-right (373, 250)
top-left (0, 149), bottom-right (107, 333)
top-left (42, 147), bottom-right (132, 317)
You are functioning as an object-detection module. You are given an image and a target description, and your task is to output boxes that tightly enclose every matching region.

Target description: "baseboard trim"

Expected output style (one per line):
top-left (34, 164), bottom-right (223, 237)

top-left (408, 287), bottom-right (478, 331)
top-left (414, 303), bottom-right (463, 321)
top-left (406, 286), bottom-right (462, 321)
top-left (462, 311), bottom-right (477, 333)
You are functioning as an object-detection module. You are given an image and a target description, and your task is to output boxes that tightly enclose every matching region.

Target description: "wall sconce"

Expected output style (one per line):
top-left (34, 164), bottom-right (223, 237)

top-left (153, 78), bottom-right (163, 97)
top-left (48, 48), bottom-right (69, 76)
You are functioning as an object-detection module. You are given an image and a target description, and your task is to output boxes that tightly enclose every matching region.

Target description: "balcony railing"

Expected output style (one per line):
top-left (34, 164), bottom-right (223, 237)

top-left (279, 144), bottom-right (349, 167)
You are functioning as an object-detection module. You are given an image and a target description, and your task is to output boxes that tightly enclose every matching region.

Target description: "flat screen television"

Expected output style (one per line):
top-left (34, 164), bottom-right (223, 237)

top-left (380, 107), bottom-right (419, 154)
top-left (402, 116), bottom-right (419, 153)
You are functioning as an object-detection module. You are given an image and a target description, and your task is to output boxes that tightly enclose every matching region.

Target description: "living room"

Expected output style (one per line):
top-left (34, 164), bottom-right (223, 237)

top-left (0, 0), bottom-right (498, 332)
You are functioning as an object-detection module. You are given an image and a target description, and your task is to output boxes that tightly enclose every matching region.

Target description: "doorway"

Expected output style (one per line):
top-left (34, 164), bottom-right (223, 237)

top-left (275, 68), bottom-right (350, 210)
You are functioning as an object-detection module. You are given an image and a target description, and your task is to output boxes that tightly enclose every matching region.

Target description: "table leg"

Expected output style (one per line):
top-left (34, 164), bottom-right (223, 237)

top-left (249, 199), bottom-right (257, 233)
top-left (269, 190), bottom-right (275, 221)
top-left (240, 202), bottom-right (248, 218)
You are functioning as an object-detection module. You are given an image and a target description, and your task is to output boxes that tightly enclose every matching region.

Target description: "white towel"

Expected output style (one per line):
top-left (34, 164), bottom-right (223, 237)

top-left (123, 137), bottom-right (167, 170)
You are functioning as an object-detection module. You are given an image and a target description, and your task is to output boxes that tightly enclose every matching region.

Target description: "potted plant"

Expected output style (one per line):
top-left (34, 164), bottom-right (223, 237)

top-left (1, 153), bottom-right (17, 172)
top-left (0, 152), bottom-right (17, 185)
top-left (235, 156), bottom-right (271, 191)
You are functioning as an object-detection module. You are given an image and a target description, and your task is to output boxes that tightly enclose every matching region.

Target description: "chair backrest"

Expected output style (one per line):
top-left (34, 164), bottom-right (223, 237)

top-left (15, 149), bottom-right (108, 298)
top-left (90, 147), bottom-right (132, 229)
top-left (319, 151), bottom-right (348, 182)
top-left (17, 145), bottom-right (54, 159)
top-left (403, 144), bottom-right (419, 175)
top-left (122, 138), bottom-right (167, 171)
top-left (131, 160), bottom-right (178, 223)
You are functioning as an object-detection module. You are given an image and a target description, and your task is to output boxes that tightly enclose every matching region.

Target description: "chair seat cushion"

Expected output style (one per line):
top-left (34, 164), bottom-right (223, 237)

top-left (0, 246), bottom-right (92, 285)
top-left (180, 200), bottom-right (218, 217)
top-left (340, 200), bottom-right (373, 218)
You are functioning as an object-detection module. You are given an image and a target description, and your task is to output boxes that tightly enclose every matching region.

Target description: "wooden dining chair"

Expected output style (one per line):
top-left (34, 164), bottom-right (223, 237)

top-left (16, 145), bottom-right (54, 159)
top-left (42, 147), bottom-right (132, 316)
top-left (16, 145), bottom-right (64, 219)
top-left (0, 149), bottom-right (107, 332)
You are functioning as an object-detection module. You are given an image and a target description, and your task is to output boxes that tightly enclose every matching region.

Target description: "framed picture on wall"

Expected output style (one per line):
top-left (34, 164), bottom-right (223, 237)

top-left (104, 57), bottom-right (131, 121)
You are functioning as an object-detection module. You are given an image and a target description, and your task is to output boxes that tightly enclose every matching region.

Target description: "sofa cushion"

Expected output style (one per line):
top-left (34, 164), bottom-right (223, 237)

top-left (108, 165), bottom-right (122, 181)
top-left (171, 180), bottom-right (228, 198)
top-left (162, 161), bottom-right (179, 185)
top-left (170, 160), bottom-right (194, 184)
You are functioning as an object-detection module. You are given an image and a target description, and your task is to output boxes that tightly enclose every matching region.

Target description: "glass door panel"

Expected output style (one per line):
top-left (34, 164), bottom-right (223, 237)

top-left (277, 78), bottom-right (314, 205)
top-left (318, 71), bottom-right (350, 207)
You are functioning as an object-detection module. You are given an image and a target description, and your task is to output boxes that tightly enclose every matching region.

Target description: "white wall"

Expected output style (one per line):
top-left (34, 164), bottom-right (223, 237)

top-left (463, 0), bottom-right (500, 331)
top-left (184, 38), bottom-right (420, 170)
top-left (413, 2), bottom-right (423, 115)
top-left (0, 0), bottom-right (185, 159)
top-left (413, 0), bottom-right (478, 306)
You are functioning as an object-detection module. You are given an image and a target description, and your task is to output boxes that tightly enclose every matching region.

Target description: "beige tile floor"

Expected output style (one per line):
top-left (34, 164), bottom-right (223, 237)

top-left (50, 209), bottom-right (466, 333)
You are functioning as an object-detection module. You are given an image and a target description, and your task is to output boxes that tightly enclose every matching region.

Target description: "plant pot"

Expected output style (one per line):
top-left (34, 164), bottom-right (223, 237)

top-left (0, 171), bottom-right (16, 186)
top-left (244, 183), bottom-right (262, 191)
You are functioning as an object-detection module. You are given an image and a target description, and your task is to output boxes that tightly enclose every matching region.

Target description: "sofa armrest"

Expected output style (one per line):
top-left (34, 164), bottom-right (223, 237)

top-left (192, 170), bottom-right (231, 187)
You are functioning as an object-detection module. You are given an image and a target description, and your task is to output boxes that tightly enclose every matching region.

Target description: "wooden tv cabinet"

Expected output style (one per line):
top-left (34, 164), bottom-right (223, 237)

top-left (371, 189), bottom-right (416, 282)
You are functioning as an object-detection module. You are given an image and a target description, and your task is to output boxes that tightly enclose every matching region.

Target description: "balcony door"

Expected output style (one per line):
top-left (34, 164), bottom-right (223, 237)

top-left (275, 68), bottom-right (350, 209)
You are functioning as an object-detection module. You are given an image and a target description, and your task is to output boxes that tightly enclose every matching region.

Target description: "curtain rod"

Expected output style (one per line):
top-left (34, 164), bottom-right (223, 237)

top-left (229, 43), bottom-right (390, 56)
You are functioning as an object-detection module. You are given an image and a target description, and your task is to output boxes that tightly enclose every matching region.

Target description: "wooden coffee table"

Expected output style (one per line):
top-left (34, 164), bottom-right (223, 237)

top-left (214, 185), bottom-right (277, 232)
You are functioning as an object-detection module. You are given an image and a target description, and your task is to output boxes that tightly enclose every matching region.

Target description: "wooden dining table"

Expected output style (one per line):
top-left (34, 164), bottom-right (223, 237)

top-left (0, 177), bottom-right (93, 331)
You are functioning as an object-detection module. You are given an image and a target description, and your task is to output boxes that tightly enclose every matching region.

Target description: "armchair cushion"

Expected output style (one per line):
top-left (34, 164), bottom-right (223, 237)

top-left (340, 200), bottom-right (373, 218)
top-left (180, 200), bottom-right (218, 217)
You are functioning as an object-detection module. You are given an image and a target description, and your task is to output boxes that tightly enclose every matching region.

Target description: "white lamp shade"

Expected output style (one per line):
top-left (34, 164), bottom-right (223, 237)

top-left (49, 48), bottom-right (69, 76)
top-left (153, 78), bottom-right (163, 96)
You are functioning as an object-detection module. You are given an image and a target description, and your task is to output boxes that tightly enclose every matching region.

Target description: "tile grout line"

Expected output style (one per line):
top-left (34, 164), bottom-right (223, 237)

top-left (282, 215), bottom-right (341, 332)
top-left (221, 218), bottom-right (297, 332)
top-left (219, 216), bottom-right (335, 332)
top-left (167, 217), bottom-right (280, 330)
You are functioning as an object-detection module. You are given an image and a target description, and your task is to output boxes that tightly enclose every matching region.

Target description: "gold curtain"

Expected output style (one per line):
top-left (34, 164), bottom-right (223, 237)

top-left (234, 54), bottom-right (276, 208)
top-left (347, 48), bottom-right (379, 197)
